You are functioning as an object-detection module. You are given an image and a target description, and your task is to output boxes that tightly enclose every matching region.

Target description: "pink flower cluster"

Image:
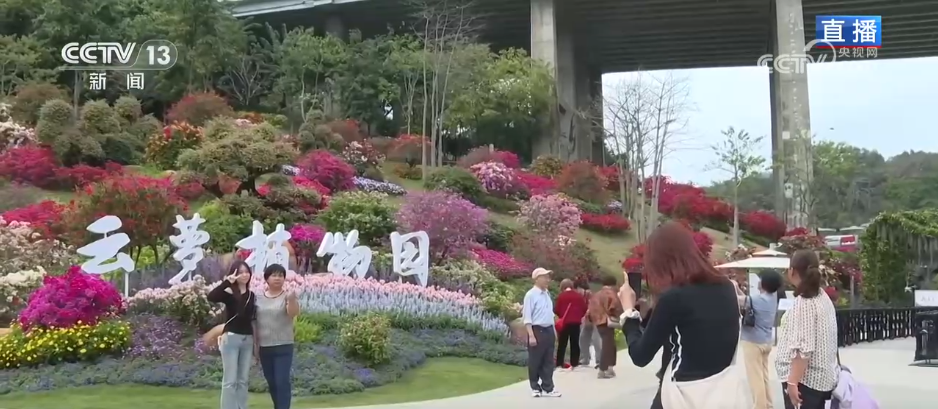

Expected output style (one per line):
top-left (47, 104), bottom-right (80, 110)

top-left (518, 194), bottom-right (581, 238)
top-left (472, 248), bottom-right (532, 280)
top-left (469, 161), bottom-right (520, 198)
top-left (513, 170), bottom-right (555, 196)
top-left (396, 191), bottom-right (489, 260)
top-left (18, 266), bottom-right (124, 331)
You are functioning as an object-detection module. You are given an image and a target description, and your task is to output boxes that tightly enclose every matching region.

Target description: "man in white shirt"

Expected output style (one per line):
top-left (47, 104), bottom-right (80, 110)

top-left (522, 268), bottom-right (562, 398)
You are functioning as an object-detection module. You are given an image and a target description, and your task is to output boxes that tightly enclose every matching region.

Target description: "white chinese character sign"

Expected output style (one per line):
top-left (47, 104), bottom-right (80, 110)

top-left (126, 72), bottom-right (145, 90)
top-left (316, 230), bottom-right (372, 280)
top-left (88, 72), bottom-right (107, 91)
top-left (814, 15), bottom-right (881, 48)
top-left (236, 220), bottom-right (293, 274)
top-left (168, 213), bottom-right (210, 285)
top-left (77, 215), bottom-right (135, 295)
top-left (390, 231), bottom-right (430, 287)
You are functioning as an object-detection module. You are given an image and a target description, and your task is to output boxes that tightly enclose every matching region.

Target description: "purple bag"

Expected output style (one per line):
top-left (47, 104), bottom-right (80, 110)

top-left (827, 366), bottom-right (880, 409)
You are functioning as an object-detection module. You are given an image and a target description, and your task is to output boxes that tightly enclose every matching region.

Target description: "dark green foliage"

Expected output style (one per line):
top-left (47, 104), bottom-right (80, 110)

top-left (424, 166), bottom-right (484, 202)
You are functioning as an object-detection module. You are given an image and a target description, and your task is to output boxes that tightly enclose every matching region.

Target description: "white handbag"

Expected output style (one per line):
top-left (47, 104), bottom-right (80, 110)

top-left (661, 327), bottom-right (753, 409)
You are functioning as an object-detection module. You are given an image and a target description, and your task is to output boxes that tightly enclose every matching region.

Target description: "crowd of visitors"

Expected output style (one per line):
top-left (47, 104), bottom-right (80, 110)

top-left (199, 220), bottom-right (855, 409)
top-left (521, 221), bottom-right (851, 409)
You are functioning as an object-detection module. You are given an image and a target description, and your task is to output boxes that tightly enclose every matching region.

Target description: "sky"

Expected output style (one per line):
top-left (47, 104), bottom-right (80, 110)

top-left (601, 56), bottom-right (938, 187)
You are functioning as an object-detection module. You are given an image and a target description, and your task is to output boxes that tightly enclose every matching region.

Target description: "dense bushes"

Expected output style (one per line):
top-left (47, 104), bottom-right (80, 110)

top-left (318, 191), bottom-right (397, 246)
top-left (165, 92), bottom-right (234, 126)
top-left (741, 210), bottom-right (787, 241)
top-left (557, 161), bottom-right (608, 204)
top-left (517, 194), bottom-right (581, 239)
top-left (580, 213), bottom-right (631, 234)
top-left (338, 312), bottom-right (392, 365)
top-left (509, 232), bottom-right (601, 282)
top-left (424, 166), bottom-right (484, 202)
top-left (145, 122), bottom-right (204, 169)
top-left (469, 161), bottom-right (526, 199)
top-left (18, 266), bottom-right (124, 330)
top-left (59, 175), bottom-right (187, 252)
top-left (297, 149), bottom-right (356, 192)
top-left (530, 155), bottom-right (563, 177)
top-left (396, 191), bottom-right (489, 261)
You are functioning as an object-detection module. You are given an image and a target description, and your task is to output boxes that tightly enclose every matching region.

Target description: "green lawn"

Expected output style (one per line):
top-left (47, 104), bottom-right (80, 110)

top-left (0, 357), bottom-right (525, 409)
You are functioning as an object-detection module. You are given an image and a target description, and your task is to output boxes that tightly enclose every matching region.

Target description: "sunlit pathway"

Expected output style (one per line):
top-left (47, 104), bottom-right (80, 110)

top-left (312, 338), bottom-right (934, 409)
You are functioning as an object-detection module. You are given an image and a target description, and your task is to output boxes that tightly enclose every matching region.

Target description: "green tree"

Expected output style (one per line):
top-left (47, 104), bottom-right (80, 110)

top-left (177, 126), bottom-right (298, 197)
top-left (0, 35), bottom-right (55, 96)
top-left (268, 25), bottom-right (348, 123)
top-left (448, 48), bottom-right (553, 162)
top-left (707, 127), bottom-right (766, 246)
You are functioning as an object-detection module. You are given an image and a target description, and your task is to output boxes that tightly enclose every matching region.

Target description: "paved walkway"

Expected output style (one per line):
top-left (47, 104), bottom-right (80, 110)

top-left (316, 338), bottom-right (935, 409)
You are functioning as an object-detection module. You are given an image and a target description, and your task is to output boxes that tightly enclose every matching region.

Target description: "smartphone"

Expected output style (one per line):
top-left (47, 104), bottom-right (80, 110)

top-left (627, 272), bottom-right (643, 299)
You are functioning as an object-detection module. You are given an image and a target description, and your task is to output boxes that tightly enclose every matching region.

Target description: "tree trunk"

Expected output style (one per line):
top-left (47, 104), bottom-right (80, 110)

top-left (732, 183), bottom-right (740, 247)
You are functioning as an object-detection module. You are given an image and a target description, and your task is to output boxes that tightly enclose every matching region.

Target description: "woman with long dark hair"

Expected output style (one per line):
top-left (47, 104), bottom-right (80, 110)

top-left (256, 264), bottom-right (300, 409)
top-left (775, 249), bottom-right (838, 409)
top-left (207, 261), bottom-right (256, 409)
top-left (617, 222), bottom-right (749, 408)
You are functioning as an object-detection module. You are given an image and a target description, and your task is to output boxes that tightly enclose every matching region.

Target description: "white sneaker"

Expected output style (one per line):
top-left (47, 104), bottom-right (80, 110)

top-left (542, 390), bottom-right (562, 398)
top-left (531, 390), bottom-right (542, 397)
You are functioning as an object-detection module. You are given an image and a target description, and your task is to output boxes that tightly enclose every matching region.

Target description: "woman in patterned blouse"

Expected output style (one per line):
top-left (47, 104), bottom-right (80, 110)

top-left (775, 249), bottom-right (839, 409)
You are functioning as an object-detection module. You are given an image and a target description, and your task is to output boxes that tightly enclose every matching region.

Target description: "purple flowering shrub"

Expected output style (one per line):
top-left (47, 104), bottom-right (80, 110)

top-left (18, 266), bottom-right (124, 331)
top-left (0, 327), bottom-right (525, 395)
top-left (126, 315), bottom-right (188, 359)
top-left (396, 191), bottom-right (489, 261)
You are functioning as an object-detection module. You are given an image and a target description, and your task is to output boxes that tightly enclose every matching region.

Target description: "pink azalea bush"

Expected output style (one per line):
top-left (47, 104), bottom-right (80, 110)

top-left (18, 266), bottom-right (124, 331)
top-left (517, 193), bottom-right (581, 239)
top-left (472, 248), bottom-right (533, 280)
top-left (469, 161), bottom-right (523, 198)
top-left (289, 223), bottom-right (326, 258)
top-left (125, 276), bottom-right (218, 327)
top-left (396, 191), bottom-right (489, 261)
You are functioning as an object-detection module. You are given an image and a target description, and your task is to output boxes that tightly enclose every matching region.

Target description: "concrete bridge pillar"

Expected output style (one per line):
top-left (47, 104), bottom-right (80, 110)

top-left (770, 0), bottom-right (813, 229)
top-left (324, 15), bottom-right (348, 41)
top-left (588, 69), bottom-right (605, 164)
top-left (530, 0), bottom-right (591, 162)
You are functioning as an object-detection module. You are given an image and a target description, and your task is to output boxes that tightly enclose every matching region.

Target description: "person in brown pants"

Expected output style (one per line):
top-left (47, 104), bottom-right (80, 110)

top-left (589, 275), bottom-right (623, 379)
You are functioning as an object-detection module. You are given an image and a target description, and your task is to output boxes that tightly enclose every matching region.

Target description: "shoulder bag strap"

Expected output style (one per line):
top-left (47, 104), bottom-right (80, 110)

top-left (223, 290), bottom-right (253, 326)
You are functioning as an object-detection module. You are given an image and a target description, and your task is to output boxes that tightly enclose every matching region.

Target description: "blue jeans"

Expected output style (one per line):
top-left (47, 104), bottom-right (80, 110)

top-left (259, 344), bottom-right (294, 409)
top-left (220, 333), bottom-right (253, 409)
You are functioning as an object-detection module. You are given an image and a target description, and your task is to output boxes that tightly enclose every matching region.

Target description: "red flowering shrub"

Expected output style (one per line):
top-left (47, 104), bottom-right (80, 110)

top-left (510, 233), bottom-right (601, 282)
top-left (18, 265), bottom-right (124, 331)
top-left (824, 286), bottom-right (839, 302)
top-left (165, 92), bottom-right (234, 126)
top-left (622, 228), bottom-right (714, 272)
top-left (828, 254), bottom-right (862, 286)
top-left (491, 151), bottom-right (520, 169)
top-left (53, 163), bottom-right (121, 188)
top-left (387, 134), bottom-right (429, 167)
top-left (741, 210), bottom-right (787, 241)
top-left (1, 200), bottom-right (65, 237)
top-left (297, 150), bottom-right (355, 192)
top-left (293, 176), bottom-right (331, 197)
top-left (556, 161), bottom-right (608, 204)
top-left (60, 175), bottom-right (186, 250)
top-left (472, 248), bottom-right (533, 280)
top-left (0, 145), bottom-right (60, 188)
top-left (622, 244), bottom-right (645, 272)
top-left (580, 213), bottom-right (631, 234)
top-left (779, 233), bottom-right (826, 253)
top-left (599, 166), bottom-right (621, 191)
top-left (173, 180), bottom-right (206, 201)
top-left (513, 170), bottom-right (555, 196)
top-left (785, 227), bottom-right (810, 236)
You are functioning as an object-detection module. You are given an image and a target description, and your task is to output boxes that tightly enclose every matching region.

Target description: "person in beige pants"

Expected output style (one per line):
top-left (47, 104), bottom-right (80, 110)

top-left (740, 270), bottom-right (782, 409)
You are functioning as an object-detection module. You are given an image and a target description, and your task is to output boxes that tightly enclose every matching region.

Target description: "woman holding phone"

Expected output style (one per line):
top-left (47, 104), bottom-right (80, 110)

top-left (207, 261), bottom-right (256, 409)
top-left (616, 222), bottom-right (747, 408)
top-left (255, 264), bottom-right (301, 409)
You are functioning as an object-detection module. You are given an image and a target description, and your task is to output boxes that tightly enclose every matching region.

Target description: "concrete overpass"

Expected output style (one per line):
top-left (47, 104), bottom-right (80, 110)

top-left (231, 0), bottom-right (938, 228)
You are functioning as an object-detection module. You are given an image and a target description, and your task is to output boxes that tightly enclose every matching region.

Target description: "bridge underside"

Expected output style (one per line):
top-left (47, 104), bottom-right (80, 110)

top-left (241, 0), bottom-right (938, 229)
top-left (241, 0), bottom-right (938, 72)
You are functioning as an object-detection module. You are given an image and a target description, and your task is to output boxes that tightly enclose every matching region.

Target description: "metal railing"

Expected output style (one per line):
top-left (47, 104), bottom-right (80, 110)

top-left (836, 307), bottom-right (938, 347)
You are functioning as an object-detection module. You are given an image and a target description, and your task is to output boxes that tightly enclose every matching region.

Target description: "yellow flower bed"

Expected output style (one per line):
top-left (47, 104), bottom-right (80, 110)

top-left (0, 320), bottom-right (130, 369)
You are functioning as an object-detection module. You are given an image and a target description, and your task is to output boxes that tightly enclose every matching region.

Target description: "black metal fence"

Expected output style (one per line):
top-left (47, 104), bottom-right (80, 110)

top-left (836, 307), bottom-right (938, 347)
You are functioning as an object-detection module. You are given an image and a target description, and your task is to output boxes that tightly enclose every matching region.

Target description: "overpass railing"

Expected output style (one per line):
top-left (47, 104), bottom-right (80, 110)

top-left (836, 307), bottom-right (938, 347)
